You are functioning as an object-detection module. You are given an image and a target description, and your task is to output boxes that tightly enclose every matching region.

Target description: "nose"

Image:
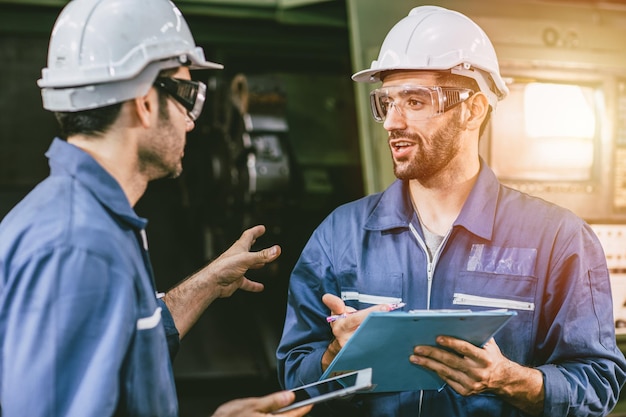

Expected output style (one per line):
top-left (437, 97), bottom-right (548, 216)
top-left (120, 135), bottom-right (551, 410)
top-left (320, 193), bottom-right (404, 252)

top-left (383, 102), bottom-right (407, 131)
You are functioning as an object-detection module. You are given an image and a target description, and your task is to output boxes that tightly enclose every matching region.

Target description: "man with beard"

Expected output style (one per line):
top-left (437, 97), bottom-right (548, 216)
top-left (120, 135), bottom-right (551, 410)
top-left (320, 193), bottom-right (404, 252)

top-left (0, 0), bottom-right (312, 416)
top-left (276, 5), bottom-right (626, 417)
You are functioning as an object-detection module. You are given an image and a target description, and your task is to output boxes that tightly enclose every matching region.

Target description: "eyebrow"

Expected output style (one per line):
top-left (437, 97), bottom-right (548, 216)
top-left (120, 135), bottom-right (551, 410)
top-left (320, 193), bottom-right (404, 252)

top-left (401, 87), bottom-right (429, 93)
top-left (396, 87), bottom-right (431, 97)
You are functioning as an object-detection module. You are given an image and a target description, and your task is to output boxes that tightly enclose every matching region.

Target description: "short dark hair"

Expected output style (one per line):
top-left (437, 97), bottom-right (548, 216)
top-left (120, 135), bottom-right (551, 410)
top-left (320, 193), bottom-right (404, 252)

top-left (54, 103), bottom-right (123, 139)
top-left (53, 67), bottom-right (178, 139)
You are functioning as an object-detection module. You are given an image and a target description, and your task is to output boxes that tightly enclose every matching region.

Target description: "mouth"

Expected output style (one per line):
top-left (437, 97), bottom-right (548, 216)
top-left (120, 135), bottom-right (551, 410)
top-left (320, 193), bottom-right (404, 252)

top-left (390, 140), bottom-right (415, 151)
top-left (390, 138), bottom-right (417, 158)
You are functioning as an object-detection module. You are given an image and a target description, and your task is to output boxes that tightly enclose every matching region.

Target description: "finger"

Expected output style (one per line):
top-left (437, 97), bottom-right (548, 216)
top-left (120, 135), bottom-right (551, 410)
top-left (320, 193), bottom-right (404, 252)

top-left (265, 391), bottom-right (313, 416)
top-left (239, 225), bottom-right (267, 248)
top-left (409, 348), bottom-right (447, 374)
top-left (334, 303), bottom-right (396, 330)
top-left (410, 344), bottom-right (464, 369)
top-left (436, 336), bottom-right (484, 360)
top-left (410, 349), bottom-right (486, 397)
top-left (322, 293), bottom-right (346, 314)
top-left (409, 346), bottom-right (467, 385)
top-left (364, 303), bottom-right (394, 314)
top-left (281, 404), bottom-right (314, 417)
top-left (253, 390), bottom-right (312, 416)
top-left (259, 391), bottom-right (294, 412)
top-left (238, 277), bottom-right (265, 293)
top-left (411, 344), bottom-right (442, 361)
top-left (259, 245), bottom-right (281, 264)
top-left (333, 310), bottom-right (365, 330)
top-left (240, 246), bottom-right (281, 271)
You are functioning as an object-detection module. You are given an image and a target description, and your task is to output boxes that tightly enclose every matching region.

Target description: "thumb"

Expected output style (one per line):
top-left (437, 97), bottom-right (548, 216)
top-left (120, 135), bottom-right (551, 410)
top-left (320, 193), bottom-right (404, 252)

top-left (260, 391), bottom-right (295, 412)
top-left (266, 391), bottom-right (314, 416)
top-left (246, 245), bottom-right (281, 270)
top-left (322, 293), bottom-right (346, 314)
top-left (259, 245), bottom-right (281, 263)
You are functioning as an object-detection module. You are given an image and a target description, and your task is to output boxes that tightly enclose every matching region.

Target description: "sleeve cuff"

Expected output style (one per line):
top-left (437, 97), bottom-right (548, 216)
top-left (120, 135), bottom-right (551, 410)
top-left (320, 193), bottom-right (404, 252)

top-left (537, 364), bottom-right (569, 417)
top-left (158, 298), bottom-right (180, 361)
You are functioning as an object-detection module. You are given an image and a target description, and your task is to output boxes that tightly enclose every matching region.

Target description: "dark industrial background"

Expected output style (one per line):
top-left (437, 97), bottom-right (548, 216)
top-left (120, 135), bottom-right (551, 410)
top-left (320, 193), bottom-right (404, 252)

top-left (0, 1), bottom-right (363, 415)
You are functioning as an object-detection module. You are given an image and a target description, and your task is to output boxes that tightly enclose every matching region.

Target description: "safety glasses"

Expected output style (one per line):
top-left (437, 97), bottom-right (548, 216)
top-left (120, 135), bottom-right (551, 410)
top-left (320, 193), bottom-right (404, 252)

top-left (369, 85), bottom-right (474, 122)
top-left (153, 77), bottom-right (207, 121)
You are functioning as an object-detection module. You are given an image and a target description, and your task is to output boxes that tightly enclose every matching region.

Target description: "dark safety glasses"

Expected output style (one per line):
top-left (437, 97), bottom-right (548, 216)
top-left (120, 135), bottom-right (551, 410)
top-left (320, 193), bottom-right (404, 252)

top-left (369, 85), bottom-right (474, 122)
top-left (153, 77), bottom-right (207, 121)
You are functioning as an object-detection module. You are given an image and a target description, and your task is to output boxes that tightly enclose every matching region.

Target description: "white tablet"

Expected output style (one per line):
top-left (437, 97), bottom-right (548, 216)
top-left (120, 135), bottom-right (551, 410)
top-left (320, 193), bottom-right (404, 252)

top-left (273, 368), bottom-right (373, 414)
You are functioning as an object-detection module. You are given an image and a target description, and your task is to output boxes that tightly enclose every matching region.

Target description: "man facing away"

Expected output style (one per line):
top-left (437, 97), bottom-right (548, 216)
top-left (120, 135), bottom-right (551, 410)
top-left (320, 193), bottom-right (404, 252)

top-left (277, 5), bottom-right (626, 417)
top-left (0, 0), bottom-right (311, 415)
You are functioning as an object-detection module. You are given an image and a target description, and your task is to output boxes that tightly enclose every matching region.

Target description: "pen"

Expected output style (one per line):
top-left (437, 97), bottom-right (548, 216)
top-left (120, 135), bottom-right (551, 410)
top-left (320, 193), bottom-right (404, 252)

top-left (326, 302), bottom-right (406, 323)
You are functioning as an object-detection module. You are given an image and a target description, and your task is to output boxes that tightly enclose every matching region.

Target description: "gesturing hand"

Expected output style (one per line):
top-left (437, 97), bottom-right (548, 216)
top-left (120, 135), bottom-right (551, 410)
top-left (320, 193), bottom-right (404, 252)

top-left (163, 225), bottom-right (281, 338)
top-left (208, 225), bottom-right (281, 298)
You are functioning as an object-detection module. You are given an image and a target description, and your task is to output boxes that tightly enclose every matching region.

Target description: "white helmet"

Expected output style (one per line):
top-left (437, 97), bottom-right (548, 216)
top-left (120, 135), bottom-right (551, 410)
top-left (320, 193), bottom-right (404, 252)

top-left (38, 0), bottom-right (223, 112)
top-left (352, 6), bottom-right (508, 109)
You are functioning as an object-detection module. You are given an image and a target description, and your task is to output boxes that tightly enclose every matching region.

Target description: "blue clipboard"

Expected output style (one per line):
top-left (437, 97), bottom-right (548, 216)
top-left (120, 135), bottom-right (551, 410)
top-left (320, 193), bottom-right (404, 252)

top-left (320, 309), bottom-right (517, 392)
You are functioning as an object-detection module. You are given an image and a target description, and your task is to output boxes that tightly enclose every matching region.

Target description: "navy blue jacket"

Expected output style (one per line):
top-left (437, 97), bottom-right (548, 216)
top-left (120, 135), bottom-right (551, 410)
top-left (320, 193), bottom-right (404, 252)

top-left (277, 160), bottom-right (626, 417)
top-left (0, 139), bottom-right (180, 416)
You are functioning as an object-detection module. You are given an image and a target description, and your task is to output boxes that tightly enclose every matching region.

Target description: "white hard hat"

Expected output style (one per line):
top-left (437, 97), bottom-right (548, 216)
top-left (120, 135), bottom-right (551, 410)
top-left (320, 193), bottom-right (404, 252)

top-left (352, 5), bottom-right (508, 109)
top-left (38, 0), bottom-right (223, 112)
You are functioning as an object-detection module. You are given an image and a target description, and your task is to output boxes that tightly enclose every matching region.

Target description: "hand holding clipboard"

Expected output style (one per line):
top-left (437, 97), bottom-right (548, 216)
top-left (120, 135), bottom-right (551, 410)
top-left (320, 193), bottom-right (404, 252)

top-left (321, 309), bottom-right (517, 392)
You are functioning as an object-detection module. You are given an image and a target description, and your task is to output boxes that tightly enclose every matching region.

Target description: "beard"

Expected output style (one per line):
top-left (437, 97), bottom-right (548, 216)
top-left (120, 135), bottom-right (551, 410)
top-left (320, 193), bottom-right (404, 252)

top-left (138, 108), bottom-right (184, 180)
top-left (138, 149), bottom-right (182, 180)
top-left (391, 118), bottom-right (464, 184)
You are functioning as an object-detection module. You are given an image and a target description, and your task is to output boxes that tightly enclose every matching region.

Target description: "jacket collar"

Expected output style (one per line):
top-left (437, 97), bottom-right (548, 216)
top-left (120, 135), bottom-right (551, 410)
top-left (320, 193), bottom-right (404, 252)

top-left (364, 158), bottom-right (499, 241)
top-left (46, 138), bottom-right (148, 230)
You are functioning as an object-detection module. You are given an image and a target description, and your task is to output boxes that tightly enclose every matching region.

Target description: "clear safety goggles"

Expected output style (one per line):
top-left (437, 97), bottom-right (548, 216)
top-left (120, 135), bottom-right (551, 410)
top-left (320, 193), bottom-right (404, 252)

top-left (153, 77), bottom-right (207, 121)
top-left (369, 85), bottom-right (474, 122)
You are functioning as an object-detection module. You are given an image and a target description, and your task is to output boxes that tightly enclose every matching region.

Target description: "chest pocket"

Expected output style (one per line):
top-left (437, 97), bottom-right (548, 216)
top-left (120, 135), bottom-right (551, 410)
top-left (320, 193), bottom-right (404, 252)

top-left (454, 244), bottom-right (537, 365)
top-left (339, 271), bottom-right (404, 310)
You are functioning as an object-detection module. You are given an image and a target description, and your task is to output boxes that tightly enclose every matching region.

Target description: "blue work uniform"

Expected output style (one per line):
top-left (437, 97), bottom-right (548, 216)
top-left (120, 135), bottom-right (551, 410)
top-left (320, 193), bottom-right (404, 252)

top-left (0, 139), bottom-right (181, 416)
top-left (277, 160), bottom-right (626, 417)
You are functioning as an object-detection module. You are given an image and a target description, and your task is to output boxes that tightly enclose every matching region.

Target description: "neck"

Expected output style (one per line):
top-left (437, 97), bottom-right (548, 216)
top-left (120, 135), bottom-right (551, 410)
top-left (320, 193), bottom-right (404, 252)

top-left (68, 133), bottom-right (148, 207)
top-left (409, 159), bottom-right (480, 236)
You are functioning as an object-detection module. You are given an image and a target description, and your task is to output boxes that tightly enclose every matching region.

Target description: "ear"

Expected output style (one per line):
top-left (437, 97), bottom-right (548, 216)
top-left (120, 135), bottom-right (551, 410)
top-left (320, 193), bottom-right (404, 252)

top-left (465, 91), bottom-right (490, 131)
top-left (132, 89), bottom-right (157, 128)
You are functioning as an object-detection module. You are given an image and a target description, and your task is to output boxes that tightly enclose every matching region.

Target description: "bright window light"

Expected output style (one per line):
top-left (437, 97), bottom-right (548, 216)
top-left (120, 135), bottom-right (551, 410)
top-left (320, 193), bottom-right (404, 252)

top-left (524, 83), bottom-right (595, 138)
top-left (490, 80), bottom-right (599, 182)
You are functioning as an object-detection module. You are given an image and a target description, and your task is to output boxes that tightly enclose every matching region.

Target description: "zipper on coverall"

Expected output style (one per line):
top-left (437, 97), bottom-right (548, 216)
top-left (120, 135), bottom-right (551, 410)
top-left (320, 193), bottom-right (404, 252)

top-left (408, 222), bottom-right (451, 417)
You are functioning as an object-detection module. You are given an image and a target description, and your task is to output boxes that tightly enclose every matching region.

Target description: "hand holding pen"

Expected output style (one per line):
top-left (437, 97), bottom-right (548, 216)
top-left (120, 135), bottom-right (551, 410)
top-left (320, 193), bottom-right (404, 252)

top-left (321, 293), bottom-right (401, 371)
top-left (326, 302), bottom-right (406, 323)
